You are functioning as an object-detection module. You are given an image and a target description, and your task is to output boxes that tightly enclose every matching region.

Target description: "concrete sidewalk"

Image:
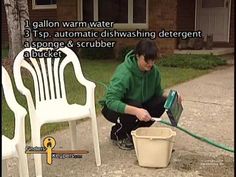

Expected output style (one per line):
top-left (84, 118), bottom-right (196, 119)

top-left (8, 66), bottom-right (234, 177)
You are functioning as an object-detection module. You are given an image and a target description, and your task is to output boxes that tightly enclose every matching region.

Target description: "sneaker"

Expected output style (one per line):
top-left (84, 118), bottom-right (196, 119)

top-left (112, 137), bottom-right (134, 150)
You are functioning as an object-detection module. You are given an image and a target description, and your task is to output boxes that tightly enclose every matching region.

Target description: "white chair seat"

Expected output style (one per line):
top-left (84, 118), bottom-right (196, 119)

top-left (36, 101), bottom-right (90, 124)
top-left (2, 136), bottom-right (17, 160)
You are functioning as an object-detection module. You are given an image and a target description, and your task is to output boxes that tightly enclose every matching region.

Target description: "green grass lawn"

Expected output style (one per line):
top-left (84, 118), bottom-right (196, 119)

top-left (1, 48), bottom-right (8, 59)
top-left (2, 56), bottom-right (222, 142)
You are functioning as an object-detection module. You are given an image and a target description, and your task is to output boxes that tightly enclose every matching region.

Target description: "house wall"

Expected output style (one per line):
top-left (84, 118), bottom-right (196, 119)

top-left (56, 0), bottom-right (177, 57)
top-left (149, 0), bottom-right (177, 55)
top-left (2, 0), bottom-right (233, 54)
top-left (56, 0), bottom-right (77, 21)
top-left (115, 0), bottom-right (178, 56)
top-left (2, 0), bottom-right (177, 54)
top-left (114, 0), bottom-right (178, 56)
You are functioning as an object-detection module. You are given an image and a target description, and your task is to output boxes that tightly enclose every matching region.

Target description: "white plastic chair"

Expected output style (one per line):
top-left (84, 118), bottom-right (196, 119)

top-left (2, 66), bottom-right (29, 177)
top-left (13, 47), bottom-right (101, 177)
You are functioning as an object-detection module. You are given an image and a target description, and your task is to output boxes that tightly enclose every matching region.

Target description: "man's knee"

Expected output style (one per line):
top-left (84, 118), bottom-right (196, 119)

top-left (143, 95), bottom-right (166, 117)
top-left (101, 105), bottom-right (119, 123)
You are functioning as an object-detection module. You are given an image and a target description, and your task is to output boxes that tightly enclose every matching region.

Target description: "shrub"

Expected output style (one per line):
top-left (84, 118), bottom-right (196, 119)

top-left (79, 47), bottom-right (115, 60)
top-left (157, 54), bottom-right (227, 70)
top-left (119, 46), bottom-right (135, 61)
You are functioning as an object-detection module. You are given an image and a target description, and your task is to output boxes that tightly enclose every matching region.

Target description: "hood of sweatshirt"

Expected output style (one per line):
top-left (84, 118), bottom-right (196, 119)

top-left (123, 50), bottom-right (154, 78)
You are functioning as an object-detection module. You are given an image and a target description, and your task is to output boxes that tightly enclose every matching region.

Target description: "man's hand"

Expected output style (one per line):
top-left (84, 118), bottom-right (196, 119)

top-left (125, 105), bottom-right (151, 122)
top-left (135, 108), bottom-right (152, 122)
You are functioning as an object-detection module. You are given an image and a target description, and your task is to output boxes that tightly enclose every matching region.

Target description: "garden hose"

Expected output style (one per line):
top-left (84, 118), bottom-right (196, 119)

top-left (159, 120), bottom-right (234, 153)
top-left (88, 77), bottom-right (234, 153)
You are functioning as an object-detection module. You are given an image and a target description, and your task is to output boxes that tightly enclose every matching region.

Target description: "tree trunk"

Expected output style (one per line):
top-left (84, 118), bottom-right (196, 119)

top-left (17, 0), bottom-right (32, 45)
top-left (4, 0), bottom-right (21, 60)
top-left (4, 0), bottom-right (31, 60)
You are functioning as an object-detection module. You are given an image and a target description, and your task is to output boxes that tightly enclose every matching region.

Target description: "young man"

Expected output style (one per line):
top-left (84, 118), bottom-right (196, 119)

top-left (100, 39), bottom-right (167, 150)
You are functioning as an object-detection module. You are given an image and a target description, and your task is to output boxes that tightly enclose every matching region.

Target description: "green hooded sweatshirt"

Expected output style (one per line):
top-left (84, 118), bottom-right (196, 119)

top-left (100, 50), bottom-right (163, 113)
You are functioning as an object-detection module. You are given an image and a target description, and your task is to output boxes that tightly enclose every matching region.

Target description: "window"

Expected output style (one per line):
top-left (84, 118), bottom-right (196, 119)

top-left (33, 0), bottom-right (57, 9)
top-left (133, 0), bottom-right (146, 23)
top-left (81, 0), bottom-right (148, 29)
top-left (83, 0), bottom-right (94, 21)
top-left (98, 0), bottom-right (128, 23)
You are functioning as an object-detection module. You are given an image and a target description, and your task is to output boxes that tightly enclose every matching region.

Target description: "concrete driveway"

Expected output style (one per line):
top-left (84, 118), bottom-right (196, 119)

top-left (7, 65), bottom-right (234, 177)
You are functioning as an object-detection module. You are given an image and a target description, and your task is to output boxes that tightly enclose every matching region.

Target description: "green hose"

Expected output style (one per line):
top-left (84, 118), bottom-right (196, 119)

top-left (160, 120), bottom-right (234, 153)
top-left (88, 77), bottom-right (234, 153)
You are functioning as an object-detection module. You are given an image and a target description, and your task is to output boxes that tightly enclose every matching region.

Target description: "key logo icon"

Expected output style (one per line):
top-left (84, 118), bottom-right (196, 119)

top-left (26, 136), bottom-right (89, 165)
top-left (43, 136), bottom-right (56, 165)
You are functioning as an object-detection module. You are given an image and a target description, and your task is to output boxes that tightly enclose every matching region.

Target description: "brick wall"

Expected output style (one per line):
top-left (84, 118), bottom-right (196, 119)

top-left (149, 0), bottom-right (177, 56)
top-left (56, 0), bottom-right (77, 21)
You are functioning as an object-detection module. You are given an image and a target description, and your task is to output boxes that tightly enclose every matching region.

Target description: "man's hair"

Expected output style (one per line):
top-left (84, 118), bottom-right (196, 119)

top-left (134, 39), bottom-right (159, 61)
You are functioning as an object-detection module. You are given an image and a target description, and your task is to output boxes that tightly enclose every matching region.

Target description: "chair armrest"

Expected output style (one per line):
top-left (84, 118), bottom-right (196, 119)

top-left (58, 47), bottom-right (96, 108)
top-left (83, 79), bottom-right (96, 108)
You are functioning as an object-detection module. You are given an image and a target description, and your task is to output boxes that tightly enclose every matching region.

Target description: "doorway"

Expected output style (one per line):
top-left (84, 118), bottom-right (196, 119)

top-left (195, 0), bottom-right (231, 42)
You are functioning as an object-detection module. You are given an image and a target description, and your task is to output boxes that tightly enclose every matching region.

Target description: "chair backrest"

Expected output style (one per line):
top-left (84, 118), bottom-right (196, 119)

top-left (2, 66), bottom-right (27, 142)
top-left (13, 47), bottom-right (87, 108)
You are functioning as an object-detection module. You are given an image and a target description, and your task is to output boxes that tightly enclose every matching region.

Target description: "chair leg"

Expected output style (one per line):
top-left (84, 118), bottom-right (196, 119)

top-left (31, 128), bottom-right (43, 177)
top-left (2, 160), bottom-right (7, 177)
top-left (90, 114), bottom-right (101, 166)
top-left (69, 120), bottom-right (77, 150)
top-left (17, 144), bottom-right (29, 177)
